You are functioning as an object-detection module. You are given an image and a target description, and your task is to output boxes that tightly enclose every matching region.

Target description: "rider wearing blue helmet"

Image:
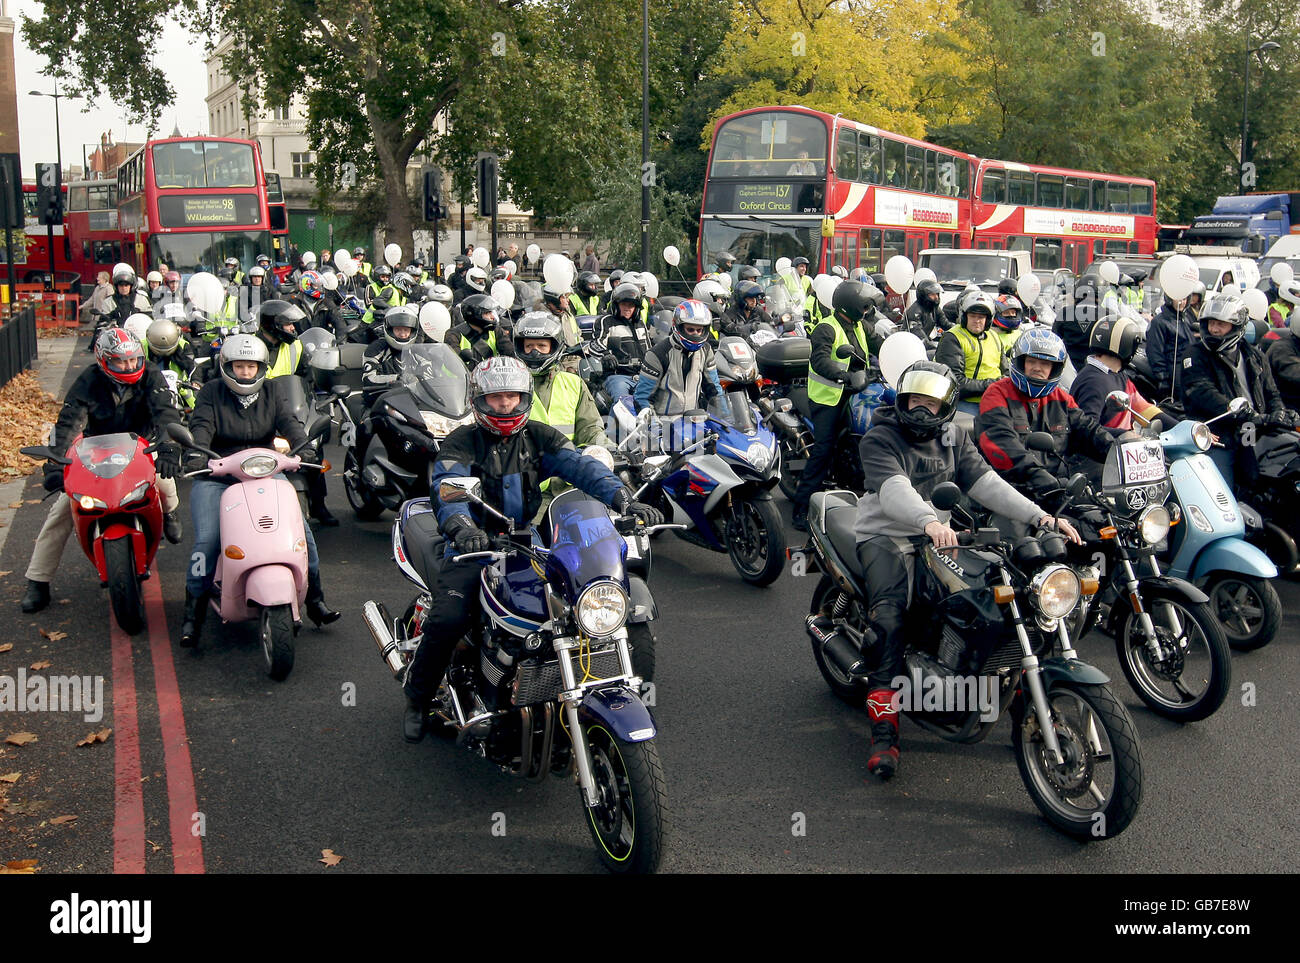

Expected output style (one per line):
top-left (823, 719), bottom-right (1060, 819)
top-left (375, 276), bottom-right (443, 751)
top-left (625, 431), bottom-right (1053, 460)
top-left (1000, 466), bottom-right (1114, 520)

top-left (975, 328), bottom-right (1115, 500)
top-left (632, 299), bottom-right (722, 415)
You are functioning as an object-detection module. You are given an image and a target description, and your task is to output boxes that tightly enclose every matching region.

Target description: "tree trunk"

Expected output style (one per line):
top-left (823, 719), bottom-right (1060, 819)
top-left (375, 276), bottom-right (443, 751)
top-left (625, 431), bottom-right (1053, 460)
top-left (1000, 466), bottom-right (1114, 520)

top-left (368, 109), bottom-right (415, 261)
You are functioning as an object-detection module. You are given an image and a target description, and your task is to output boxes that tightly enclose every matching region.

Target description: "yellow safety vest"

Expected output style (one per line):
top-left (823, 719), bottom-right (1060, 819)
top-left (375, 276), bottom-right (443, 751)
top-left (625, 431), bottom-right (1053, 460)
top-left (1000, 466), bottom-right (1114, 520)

top-left (571, 292), bottom-right (601, 316)
top-left (807, 316), bottom-right (869, 407)
top-left (459, 329), bottom-right (498, 355)
top-left (530, 371), bottom-right (584, 491)
top-left (267, 340), bottom-right (304, 379)
top-left (951, 325), bottom-right (1003, 401)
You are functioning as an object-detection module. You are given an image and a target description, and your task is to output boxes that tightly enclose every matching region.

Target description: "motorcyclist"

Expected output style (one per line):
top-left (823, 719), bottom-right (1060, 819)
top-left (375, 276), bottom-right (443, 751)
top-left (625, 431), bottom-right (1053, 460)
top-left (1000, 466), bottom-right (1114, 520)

top-left (1144, 289), bottom-right (1197, 407)
top-left (145, 271), bottom-right (164, 299)
top-left (632, 299), bottom-right (722, 420)
top-left (401, 356), bottom-right (662, 741)
top-left (361, 264), bottom-right (406, 339)
top-left (1186, 280), bottom-right (1206, 319)
top-left (1054, 277), bottom-right (1109, 370)
top-left (593, 282), bottom-right (651, 402)
top-left (790, 280), bottom-right (879, 531)
top-left (1266, 283), bottom-right (1300, 408)
top-left (447, 254), bottom-right (471, 295)
top-left (353, 247), bottom-right (372, 281)
top-left (445, 293), bottom-right (511, 366)
top-left (719, 280), bottom-right (774, 338)
top-left (1181, 293), bottom-right (1298, 490)
top-left (704, 252), bottom-right (736, 289)
top-left (91, 266), bottom-right (151, 342)
top-left (852, 359), bottom-right (1080, 777)
top-left (900, 278), bottom-right (944, 346)
top-left (990, 294), bottom-right (1025, 350)
top-left (1071, 316), bottom-right (1170, 440)
top-left (452, 266), bottom-right (488, 307)
top-left (569, 271), bottom-right (603, 318)
top-left (361, 304), bottom-right (419, 406)
top-left (181, 335), bottom-right (339, 646)
top-left (255, 254), bottom-right (281, 295)
top-left (20, 328), bottom-right (185, 613)
top-left (220, 256), bottom-right (244, 286)
top-left (976, 329), bottom-right (1115, 498)
top-left (539, 283), bottom-right (582, 372)
top-left (145, 317), bottom-right (198, 410)
top-left (935, 290), bottom-right (1003, 415)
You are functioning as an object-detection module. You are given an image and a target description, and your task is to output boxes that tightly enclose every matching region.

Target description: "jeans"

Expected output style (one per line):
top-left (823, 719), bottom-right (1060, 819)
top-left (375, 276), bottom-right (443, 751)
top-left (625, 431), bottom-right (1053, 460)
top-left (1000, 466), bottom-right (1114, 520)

top-left (186, 474), bottom-right (318, 596)
top-left (605, 374), bottom-right (636, 402)
top-left (403, 559), bottom-right (483, 704)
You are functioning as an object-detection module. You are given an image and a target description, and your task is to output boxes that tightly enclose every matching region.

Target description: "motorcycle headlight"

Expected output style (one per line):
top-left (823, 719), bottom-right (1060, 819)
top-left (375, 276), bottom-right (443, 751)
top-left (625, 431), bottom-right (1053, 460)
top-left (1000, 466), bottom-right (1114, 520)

top-left (1138, 504), bottom-right (1171, 544)
top-left (241, 454), bottom-right (279, 478)
top-left (72, 493), bottom-right (107, 511)
top-left (1029, 564), bottom-right (1081, 620)
top-left (575, 582), bottom-right (628, 638)
top-left (1191, 422), bottom-right (1212, 451)
top-left (422, 411), bottom-right (470, 438)
top-left (122, 481), bottom-right (151, 506)
top-left (746, 441), bottom-right (772, 472)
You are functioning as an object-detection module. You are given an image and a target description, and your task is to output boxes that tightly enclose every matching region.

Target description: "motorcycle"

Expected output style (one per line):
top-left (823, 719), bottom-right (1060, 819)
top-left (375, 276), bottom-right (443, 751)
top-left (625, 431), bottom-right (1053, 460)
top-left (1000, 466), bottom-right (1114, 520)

top-left (1110, 392), bottom-right (1281, 651)
top-left (343, 342), bottom-right (473, 520)
top-left (167, 421), bottom-right (327, 680)
top-left (1236, 420), bottom-right (1300, 578)
top-left (801, 482), bottom-right (1143, 840)
top-left (20, 433), bottom-right (166, 635)
top-left (362, 477), bottom-right (669, 873)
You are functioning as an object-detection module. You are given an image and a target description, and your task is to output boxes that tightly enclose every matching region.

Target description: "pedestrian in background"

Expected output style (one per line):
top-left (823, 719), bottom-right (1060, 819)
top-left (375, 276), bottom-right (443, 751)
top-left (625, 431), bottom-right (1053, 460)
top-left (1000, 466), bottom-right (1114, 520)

top-left (582, 244), bottom-right (600, 274)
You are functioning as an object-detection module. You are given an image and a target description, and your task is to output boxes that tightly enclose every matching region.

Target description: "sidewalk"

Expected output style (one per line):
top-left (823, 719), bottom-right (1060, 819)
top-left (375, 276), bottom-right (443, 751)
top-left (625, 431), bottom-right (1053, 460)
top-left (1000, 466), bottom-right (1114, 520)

top-left (0, 332), bottom-right (83, 560)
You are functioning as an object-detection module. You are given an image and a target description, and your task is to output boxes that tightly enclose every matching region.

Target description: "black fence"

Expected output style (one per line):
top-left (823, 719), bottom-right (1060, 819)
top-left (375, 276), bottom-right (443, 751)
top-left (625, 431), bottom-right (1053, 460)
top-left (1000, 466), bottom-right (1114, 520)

top-left (0, 304), bottom-right (38, 389)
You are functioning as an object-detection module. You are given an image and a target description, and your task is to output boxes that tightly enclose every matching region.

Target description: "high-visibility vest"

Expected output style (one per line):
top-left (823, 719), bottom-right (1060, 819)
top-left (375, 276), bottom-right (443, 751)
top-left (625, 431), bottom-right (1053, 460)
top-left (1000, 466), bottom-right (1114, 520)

top-left (807, 316), bottom-right (869, 407)
top-left (1269, 301), bottom-right (1292, 328)
top-left (530, 370), bottom-right (584, 491)
top-left (950, 325), bottom-right (1003, 401)
top-left (460, 329), bottom-right (498, 355)
top-left (571, 292), bottom-right (601, 316)
top-left (360, 261), bottom-right (373, 278)
top-left (266, 340), bottom-right (304, 379)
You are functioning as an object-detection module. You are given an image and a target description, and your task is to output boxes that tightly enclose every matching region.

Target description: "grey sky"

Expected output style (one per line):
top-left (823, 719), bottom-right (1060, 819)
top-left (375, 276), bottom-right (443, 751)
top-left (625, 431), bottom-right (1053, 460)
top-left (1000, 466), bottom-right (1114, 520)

top-left (10, 0), bottom-right (210, 180)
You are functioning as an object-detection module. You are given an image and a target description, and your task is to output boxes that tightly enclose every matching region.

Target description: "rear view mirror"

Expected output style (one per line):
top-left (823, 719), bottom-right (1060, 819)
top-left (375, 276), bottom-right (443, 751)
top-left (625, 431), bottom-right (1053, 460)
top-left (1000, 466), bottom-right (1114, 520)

top-left (438, 477), bottom-right (483, 504)
top-left (930, 481), bottom-right (962, 511)
top-left (1228, 397), bottom-right (1249, 414)
top-left (1026, 431), bottom-right (1057, 454)
top-left (1067, 473), bottom-right (1090, 498)
top-left (166, 423), bottom-right (197, 449)
top-left (1106, 390), bottom-right (1131, 410)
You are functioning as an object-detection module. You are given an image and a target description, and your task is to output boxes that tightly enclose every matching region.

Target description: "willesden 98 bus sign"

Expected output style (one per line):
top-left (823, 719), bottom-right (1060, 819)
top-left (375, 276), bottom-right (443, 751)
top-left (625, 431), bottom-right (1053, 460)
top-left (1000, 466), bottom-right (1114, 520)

top-left (156, 195), bottom-right (260, 228)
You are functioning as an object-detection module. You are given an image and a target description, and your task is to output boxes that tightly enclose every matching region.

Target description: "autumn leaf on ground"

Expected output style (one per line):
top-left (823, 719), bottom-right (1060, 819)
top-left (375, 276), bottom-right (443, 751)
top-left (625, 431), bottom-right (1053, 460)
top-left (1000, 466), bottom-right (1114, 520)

top-left (0, 571), bottom-right (10, 577)
top-left (76, 728), bottom-right (112, 747)
top-left (6, 502), bottom-right (20, 510)
top-left (319, 849), bottom-right (343, 867)
top-left (0, 859), bottom-right (40, 873)
top-left (4, 733), bottom-right (37, 747)
top-left (38, 628), bottom-right (67, 642)
top-left (0, 643), bottom-right (11, 653)
top-left (49, 814), bottom-right (77, 825)
top-left (30, 660), bottom-right (51, 671)
top-left (0, 773), bottom-right (19, 784)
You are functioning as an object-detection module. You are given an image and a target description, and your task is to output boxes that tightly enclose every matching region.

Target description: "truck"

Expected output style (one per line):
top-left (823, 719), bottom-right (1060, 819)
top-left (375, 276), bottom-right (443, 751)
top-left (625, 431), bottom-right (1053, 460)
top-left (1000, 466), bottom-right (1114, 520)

top-left (1184, 192), bottom-right (1300, 254)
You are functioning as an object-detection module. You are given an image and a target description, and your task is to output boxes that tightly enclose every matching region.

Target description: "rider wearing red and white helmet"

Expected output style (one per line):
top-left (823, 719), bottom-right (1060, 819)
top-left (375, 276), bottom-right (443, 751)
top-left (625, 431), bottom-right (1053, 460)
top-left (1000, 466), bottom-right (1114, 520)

top-left (631, 298), bottom-right (722, 415)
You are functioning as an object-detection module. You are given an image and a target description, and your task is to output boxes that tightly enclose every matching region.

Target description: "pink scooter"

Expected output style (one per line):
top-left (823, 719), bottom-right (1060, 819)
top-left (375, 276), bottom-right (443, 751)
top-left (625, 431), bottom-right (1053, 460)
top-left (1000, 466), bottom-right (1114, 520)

top-left (168, 423), bottom-right (322, 680)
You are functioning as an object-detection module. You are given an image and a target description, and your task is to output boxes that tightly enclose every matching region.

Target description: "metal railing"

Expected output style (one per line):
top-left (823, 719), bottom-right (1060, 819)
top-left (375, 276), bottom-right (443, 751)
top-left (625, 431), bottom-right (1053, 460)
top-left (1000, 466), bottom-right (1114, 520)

top-left (0, 304), bottom-right (39, 389)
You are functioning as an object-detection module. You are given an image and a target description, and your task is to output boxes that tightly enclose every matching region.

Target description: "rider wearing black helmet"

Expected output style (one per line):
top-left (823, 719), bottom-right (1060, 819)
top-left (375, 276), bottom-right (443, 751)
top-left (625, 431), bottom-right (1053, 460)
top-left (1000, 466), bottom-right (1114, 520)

top-left (1071, 316), bottom-right (1170, 440)
top-left (570, 271), bottom-right (603, 317)
top-left (845, 359), bottom-right (1078, 778)
top-left (445, 292), bottom-right (510, 366)
top-left (901, 278), bottom-right (944, 346)
top-left (593, 281), bottom-right (653, 401)
top-left (540, 283), bottom-right (582, 372)
top-left (719, 279), bottom-right (774, 338)
top-left (791, 280), bottom-right (880, 531)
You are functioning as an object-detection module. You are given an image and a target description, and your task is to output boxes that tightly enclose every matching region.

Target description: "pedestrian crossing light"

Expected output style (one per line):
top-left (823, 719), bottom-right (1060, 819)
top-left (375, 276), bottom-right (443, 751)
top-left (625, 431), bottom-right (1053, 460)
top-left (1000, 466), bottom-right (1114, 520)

top-left (423, 167), bottom-right (443, 222)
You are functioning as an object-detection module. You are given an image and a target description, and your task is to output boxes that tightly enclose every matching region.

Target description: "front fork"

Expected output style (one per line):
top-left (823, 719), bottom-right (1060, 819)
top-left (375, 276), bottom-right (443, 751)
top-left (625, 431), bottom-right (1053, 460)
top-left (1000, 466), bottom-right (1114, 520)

top-left (552, 629), bottom-right (639, 808)
top-left (1002, 565), bottom-right (1064, 764)
top-left (1117, 552), bottom-right (1183, 659)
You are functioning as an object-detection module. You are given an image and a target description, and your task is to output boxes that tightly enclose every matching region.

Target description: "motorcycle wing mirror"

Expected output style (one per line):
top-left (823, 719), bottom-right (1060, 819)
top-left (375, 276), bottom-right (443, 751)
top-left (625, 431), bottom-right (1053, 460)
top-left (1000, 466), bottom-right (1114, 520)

top-left (1025, 431), bottom-right (1058, 454)
top-left (1067, 473), bottom-right (1090, 498)
top-left (835, 344), bottom-right (852, 360)
top-left (1106, 389), bottom-right (1132, 410)
top-left (930, 481), bottom-right (962, 512)
top-left (438, 477), bottom-right (483, 504)
top-left (166, 423), bottom-right (197, 448)
top-left (20, 445), bottom-right (70, 466)
top-left (331, 384), bottom-right (351, 399)
top-left (307, 412), bottom-right (332, 440)
top-left (1228, 397), bottom-right (1250, 414)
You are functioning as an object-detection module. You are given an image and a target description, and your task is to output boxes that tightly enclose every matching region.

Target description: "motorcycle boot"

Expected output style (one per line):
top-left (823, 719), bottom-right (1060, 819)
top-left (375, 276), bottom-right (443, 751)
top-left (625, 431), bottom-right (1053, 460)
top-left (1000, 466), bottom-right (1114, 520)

top-left (163, 510), bottom-right (184, 544)
top-left (866, 687), bottom-right (901, 779)
top-left (306, 470), bottom-right (339, 527)
top-left (21, 580), bottom-right (51, 613)
top-left (791, 503), bottom-right (809, 532)
top-left (180, 590), bottom-right (209, 647)
top-left (305, 570), bottom-right (341, 627)
top-left (401, 666), bottom-right (429, 743)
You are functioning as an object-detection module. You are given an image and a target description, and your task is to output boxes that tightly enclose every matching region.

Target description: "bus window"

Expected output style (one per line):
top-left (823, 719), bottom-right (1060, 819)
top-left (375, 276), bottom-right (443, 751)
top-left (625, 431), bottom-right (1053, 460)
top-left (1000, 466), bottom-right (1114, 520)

top-left (927, 231), bottom-right (936, 249)
top-left (1091, 179), bottom-right (1108, 212)
top-left (883, 229), bottom-right (906, 265)
top-left (835, 129), bottom-right (858, 181)
top-left (1094, 240), bottom-right (1105, 257)
top-left (1007, 172), bottom-right (1034, 206)
top-left (1034, 237), bottom-right (1063, 269)
top-left (882, 139), bottom-right (904, 188)
top-left (859, 134), bottom-right (881, 184)
top-left (846, 233), bottom-right (858, 268)
top-left (69, 186), bottom-right (88, 211)
top-left (1107, 181), bottom-right (1130, 213)
top-left (1131, 184), bottom-right (1152, 216)
top-left (925, 150), bottom-right (937, 194)
top-left (89, 185), bottom-right (116, 210)
top-left (710, 111), bottom-right (829, 178)
top-left (905, 146), bottom-right (924, 191)
top-left (830, 234), bottom-right (845, 268)
top-left (1037, 174), bottom-right (1064, 209)
top-left (860, 228), bottom-right (881, 272)
top-left (1065, 177), bottom-right (1089, 210)
top-left (933, 153), bottom-right (959, 197)
top-left (1008, 235), bottom-right (1032, 254)
top-left (980, 167), bottom-right (1005, 204)
top-left (905, 235), bottom-right (923, 264)
top-left (936, 232), bottom-right (955, 248)
top-left (1105, 240), bottom-right (1129, 256)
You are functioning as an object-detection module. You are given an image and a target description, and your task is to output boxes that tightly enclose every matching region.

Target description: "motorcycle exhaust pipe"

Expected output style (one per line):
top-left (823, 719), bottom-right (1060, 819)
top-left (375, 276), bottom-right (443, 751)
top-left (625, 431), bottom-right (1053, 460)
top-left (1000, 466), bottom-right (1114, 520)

top-left (805, 614), bottom-right (865, 677)
top-left (362, 600), bottom-right (405, 678)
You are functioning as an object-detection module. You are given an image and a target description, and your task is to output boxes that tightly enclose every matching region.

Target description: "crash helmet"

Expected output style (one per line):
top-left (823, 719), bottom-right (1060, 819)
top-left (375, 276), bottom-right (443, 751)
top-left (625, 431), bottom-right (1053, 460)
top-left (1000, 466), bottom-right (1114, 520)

top-left (1199, 294), bottom-right (1249, 355)
top-left (256, 253), bottom-right (271, 267)
top-left (460, 293), bottom-right (498, 330)
top-left (426, 283), bottom-right (453, 306)
top-left (218, 334), bottom-right (269, 396)
top-left (164, 271), bottom-right (181, 289)
top-left (715, 252), bottom-right (736, 272)
top-left (514, 311), bottom-right (565, 373)
top-left (258, 299), bottom-right (308, 345)
top-left (248, 266), bottom-right (266, 281)
top-left (792, 256), bottom-right (811, 273)
top-left (383, 304), bottom-right (420, 351)
top-left (1009, 328), bottom-right (1068, 398)
top-left (146, 318), bottom-right (183, 358)
top-left (610, 282), bottom-right (642, 314)
top-left (575, 271), bottom-right (601, 298)
top-left (830, 265), bottom-right (848, 279)
top-left (94, 327), bottom-right (146, 386)
top-left (734, 279), bottom-right (764, 311)
top-left (671, 299), bottom-right (712, 351)
top-left (832, 280), bottom-right (884, 324)
top-left (916, 279), bottom-right (942, 309)
top-left (996, 278), bottom-right (1018, 297)
top-left (738, 265), bottom-right (761, 284)
top-left (1089, 316), bottom-right (1143, 366)
top-left (465, 266), bottom-right (488, 292)
top-left (959, 290), bottom-right (996, 331)
top-left (894, 360), bottom-right (958, 441)
top-left (393, 272), bottom-right (416, 297)
top-left (992, 293), bottom-right (1025, 331)
top-left (299, 270), bottom-right (325, 300)
top-left (112, 266), bottom-right (136, 288)
top-left (146, 270), bottom-right (163, 288)
top-left (374, 263), bottom-right (393, 284)
top-left (469, 355), bottom-right (533, 437)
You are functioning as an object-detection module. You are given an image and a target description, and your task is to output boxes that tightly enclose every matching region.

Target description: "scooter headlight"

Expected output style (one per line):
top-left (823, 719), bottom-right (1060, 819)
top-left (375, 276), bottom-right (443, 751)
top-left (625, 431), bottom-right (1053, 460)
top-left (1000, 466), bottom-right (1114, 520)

top-left (1138, 504), bottom-right (1171, 544)
top-left (1029, 564), bottom-right (1081, 620)
top-left (241, 454), bottom-right (279, 478)
top-left (1190, 422), bottom-right (1212, 451)
top-left (575, 581), bottom-right (628, 638)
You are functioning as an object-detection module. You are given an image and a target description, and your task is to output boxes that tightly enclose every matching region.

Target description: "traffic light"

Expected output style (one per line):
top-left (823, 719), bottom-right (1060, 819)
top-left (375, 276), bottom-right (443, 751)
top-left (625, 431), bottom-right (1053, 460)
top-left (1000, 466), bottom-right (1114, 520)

top-left (35, 162), bottom-right (63, 226)
top-left (0, 154), bottom-right (21, 230)
top-left (476, 153), bottom-right (498, 218)
top-left (423, 166), bottom-right (443, 222)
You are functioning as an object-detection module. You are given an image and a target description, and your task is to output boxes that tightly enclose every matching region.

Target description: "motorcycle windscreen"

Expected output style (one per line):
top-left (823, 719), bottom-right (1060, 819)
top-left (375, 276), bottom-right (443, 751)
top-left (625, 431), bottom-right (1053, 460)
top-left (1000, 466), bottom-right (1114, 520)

top-left (75, 433), bottom-right (139, 480)
top-left (545, 493), bottom-right (627, 598)
top-left (400, 343), bottom-right (470, 417)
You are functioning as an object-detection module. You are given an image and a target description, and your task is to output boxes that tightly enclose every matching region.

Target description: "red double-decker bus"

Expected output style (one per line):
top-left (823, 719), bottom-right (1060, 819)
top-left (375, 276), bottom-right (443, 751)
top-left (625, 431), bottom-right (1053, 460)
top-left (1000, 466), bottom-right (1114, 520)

top-left (115, 136), bottom-right (273, 277)
top-left (970, 159), bottom-right (1156, 273)
top-left (700, 106), bottom-right (978, 277)
top-left (64, 178), bottom-right (122, 286)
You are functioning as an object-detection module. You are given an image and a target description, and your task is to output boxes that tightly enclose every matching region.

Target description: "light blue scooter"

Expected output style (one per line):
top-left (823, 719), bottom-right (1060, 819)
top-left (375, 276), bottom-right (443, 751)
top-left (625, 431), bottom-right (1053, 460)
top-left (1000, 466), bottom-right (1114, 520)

top-left (1111, 391), bottom-right (1281, 651)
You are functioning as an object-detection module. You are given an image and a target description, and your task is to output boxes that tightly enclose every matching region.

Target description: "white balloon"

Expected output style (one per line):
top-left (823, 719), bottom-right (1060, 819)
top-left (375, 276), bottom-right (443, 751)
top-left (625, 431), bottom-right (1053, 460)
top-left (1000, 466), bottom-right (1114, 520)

top-left (774, 256), bottom-right (792, 275)
top-left (1098, 260), bottom-right (1120, 285)
top-left (1015, 273), bottom-right (1042, 306)
top-left (663, 245), bottom-right (681, 267)
top-left (526, 243), bottom-right (541, 263)
top-left (419, 302), bottom-right (452, 342)
top-left (321, 271), bottom-right (339, 291)
top-left (812, 273), bottom-right (840, 310)
top-left (884, 255), bottom-right (915, 294)
top-left (642, 273), bottom-right (659, 299)
top-left (913, 267), bottom-right (936, 287)
top-left (1158, 254), bottom-right (1199, 302)
top-left (543, 253), bottom-right (576, 289)
top-left (124, 313), bottom-right (152, 345)
top-left (1243, 287), bottom-right (1270, 322)
top-left (185, 272), bottom-right (227, 314)
top-left (503, 260), bottom-right (517, 278)
top-left (878, 332), bottom-right (928, 389)
top-left (384, 243), bottom-right (402, 268)
top-left (340, 257), bottom-right (358, 278)
top-left (334, 249), bottom-right (351, 269)
top-left (491, 279), bottom-right (516, 310)
top-left (471, 247), bottom-right (491, 269)
top-left (1270, 261), bottom-right (1294, 287)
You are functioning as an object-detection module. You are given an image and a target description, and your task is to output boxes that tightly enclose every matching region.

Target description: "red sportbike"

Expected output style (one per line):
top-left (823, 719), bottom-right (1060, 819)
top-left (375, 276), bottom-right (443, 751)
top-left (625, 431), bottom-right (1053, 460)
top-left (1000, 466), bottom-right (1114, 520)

top-left (22, 433), bottom-right (164, 635)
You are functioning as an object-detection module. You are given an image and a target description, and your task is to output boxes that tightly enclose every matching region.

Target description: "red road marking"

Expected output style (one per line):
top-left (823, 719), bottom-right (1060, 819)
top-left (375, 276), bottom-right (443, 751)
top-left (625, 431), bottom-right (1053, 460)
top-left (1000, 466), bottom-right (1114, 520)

top-left (145, 576), bottom-right (205, 874)
top-left (110, 616), bottom-right (146, 873)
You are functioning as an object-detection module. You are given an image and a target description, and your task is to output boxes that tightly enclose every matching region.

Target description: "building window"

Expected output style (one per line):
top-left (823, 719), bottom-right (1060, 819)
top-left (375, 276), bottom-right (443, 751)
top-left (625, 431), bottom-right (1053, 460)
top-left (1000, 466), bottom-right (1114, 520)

top-left (273, 104), bottom-right (291, 121)
top-left (291, 152), bottom-right (315, 178)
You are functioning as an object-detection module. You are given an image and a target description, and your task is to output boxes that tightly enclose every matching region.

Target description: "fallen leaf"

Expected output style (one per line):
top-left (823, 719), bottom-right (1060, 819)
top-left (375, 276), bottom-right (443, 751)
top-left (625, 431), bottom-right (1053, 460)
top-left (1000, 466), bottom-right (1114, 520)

top-left (23, 499), bottom-right (41, 505)
top-left (37, 628), bottom-right (67, 642)
top-left (318, 848), bottom-right (342, 867)
top-left (0, 571), bottom-right (10, 577)
top-left (0, 644), bottom-right (11, 653)
top-left (0, 773), bottom-right (18, 784)
top-left (29, 660), bottom-right (51, 671)
top-left (76, 728), bottom-right (112, 747)
top-left (4, 733), bottom-right (37, 747)
top-left (0, 859), bottom-right (40, 873)
top-left (57, 599), bottom-right (70, 605)
top-left (49, 814), bottom-right (77, 825)
top-left (6, 502), bottom-right (20, 510)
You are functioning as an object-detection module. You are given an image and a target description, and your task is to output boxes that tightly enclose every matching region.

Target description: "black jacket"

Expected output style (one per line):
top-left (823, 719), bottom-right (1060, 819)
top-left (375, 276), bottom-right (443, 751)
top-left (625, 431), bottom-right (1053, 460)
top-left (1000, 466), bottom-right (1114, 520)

top-left (902, 299), bottom-right (942, 345)
top-left (593, 311), bottom-right (650, 375)
top-left (53, 364), bottom-right (180, 457)
top-left (1145, 303), bottom-right (1197, 399)
top-left (808, 316), bottom-right (869, 395)
top-left (1267, 332), bottom-right (1300, 410)
top-left (1179, 340), bottom-right (1283, 429)
top-left (189, 377), bottom-right (308, 458)
top-left (718, 304), bottom-right (774, 339)
top-left (362, 341), bottom-right (404, 403)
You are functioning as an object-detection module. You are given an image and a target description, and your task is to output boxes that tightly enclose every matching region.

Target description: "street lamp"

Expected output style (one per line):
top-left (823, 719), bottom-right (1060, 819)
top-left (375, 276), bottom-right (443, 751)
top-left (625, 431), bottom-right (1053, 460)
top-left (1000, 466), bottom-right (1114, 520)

top-left (1239, 39), bottom-right (1280, 195)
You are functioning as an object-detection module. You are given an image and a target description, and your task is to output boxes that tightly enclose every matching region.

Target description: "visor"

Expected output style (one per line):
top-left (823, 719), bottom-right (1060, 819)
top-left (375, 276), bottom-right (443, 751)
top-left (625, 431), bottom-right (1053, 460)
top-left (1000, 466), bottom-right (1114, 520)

top-left (896, 369), bottom-right (956, 405)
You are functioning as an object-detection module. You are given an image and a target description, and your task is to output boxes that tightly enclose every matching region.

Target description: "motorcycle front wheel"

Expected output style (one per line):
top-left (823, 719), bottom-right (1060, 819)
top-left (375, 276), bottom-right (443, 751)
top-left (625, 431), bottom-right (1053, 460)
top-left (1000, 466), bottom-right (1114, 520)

top-left (260, 603), bottom-right (296, 681)
top-left (342, 450), bottom-right (385, 521)
top-left (1203, 572), bottom-right (1281, 651)
top-left (583, 724), bottom-right (666, 874)
top-left (104, 536), bottom-right (145, 636)
top-left (1114, 588), bottom-right (1230, 722)
top-left (725, 497), bottom-right (785, 586)
top-left (1013, 681), bottom-right (1143, 840)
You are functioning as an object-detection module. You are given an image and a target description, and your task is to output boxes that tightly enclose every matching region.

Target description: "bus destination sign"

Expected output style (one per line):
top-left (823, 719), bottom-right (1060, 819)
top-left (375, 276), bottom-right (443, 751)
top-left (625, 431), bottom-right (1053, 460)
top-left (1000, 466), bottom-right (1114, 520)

top-left (158, 194), bottom-right (260, 228)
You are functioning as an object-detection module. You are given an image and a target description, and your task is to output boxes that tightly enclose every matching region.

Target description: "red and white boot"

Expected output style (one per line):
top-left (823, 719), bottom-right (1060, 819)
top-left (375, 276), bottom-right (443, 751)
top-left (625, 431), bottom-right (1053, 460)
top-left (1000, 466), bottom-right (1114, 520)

top-left (865, 688), bottom-right (900, 779)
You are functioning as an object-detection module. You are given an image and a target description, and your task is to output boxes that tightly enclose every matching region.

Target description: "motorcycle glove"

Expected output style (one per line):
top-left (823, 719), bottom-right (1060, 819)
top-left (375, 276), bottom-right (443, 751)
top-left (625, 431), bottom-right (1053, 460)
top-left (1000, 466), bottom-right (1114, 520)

top-left (1265, 409), bottom-right (1297, 429)
top-left (42, 466), bottom-right (64, 493)
top-left (183, 451), bottom-right (209, 474)
top-left (443, 514), bottom-right (491, 555)
top-left (612, 487), bottom-right (663, 528)
top-left (154, 442), bottom-right (182, 479)
top-left (846, 370), bottom-right (868, 393)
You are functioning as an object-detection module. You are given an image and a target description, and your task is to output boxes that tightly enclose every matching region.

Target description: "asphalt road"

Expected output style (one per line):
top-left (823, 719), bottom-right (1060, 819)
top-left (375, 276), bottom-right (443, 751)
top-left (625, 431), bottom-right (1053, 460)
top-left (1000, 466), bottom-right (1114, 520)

top-left (1, 345), bottom-right (1296, 874)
